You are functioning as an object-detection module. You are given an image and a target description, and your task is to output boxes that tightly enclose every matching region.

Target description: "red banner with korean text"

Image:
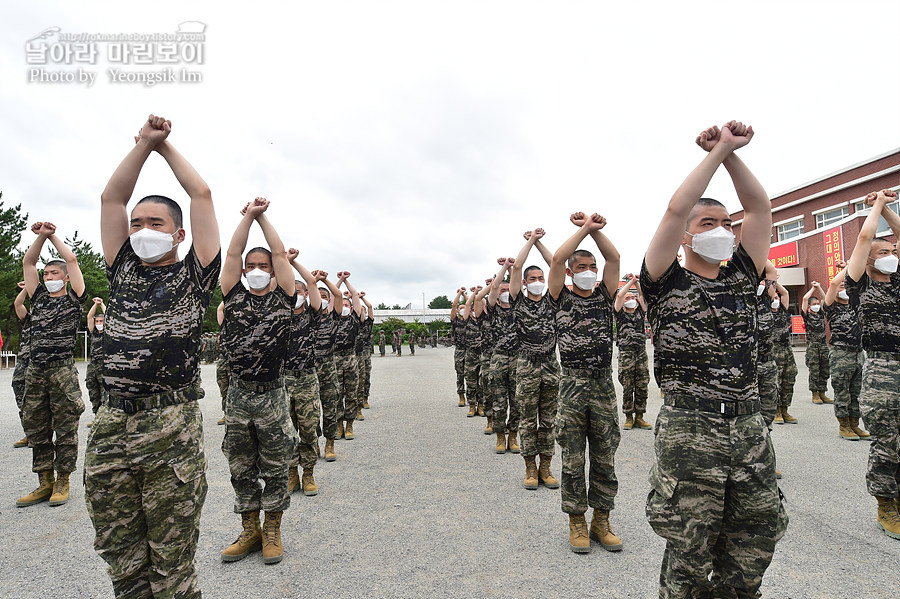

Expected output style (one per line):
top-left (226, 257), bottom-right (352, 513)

top-left (769, 242), bottom-right (799, 268)
top-left (823, 226), bottom-right (844, 284)
top-left (791, 315), bottom-right (805, 335)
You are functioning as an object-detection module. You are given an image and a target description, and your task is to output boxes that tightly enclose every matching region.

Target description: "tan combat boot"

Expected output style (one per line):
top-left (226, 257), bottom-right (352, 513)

top-left (623, 413), bottom-right (634, 430)
top-left (477, 404), bottom-right (485, 417)
top-left (302, 467), bottom-right (318, 496)
top-left (538, 455), bottom-right (560, 489)
top-left (262, 511), bottom-right (284, 564)
top-left (850, 417), bottom-right (871, 439)
top-left (345, 420), bottom-right (355, 440)
top-left (523, 456), bottom-right (539, 490)
top-left (781, 407), bottom-right (798, 424)
top-left (634, 413), bottom-right (652, 430)
top-left (362, 397), bottom-right (371, 409)
top-left (458, 394), bottom-right (466, 407)
top-left (49, 472), bottom-right (70, 506)
top-left (483, 416), bottom-right (493, 435)
top-left (16, 471), bottom-right (55, 507)
top-left (495, 432), bottom-right (507, 454)
top-left (590, 509), bottom-right (623, 551)
top-left (876, 497), bottom-right (900, 540)
top-left (337, 421), bottom-right (345, 439)
top-left (221, 511), bottom-right (262, 562)
top-left (812, 391), bottom-right (823, 404)
top-left (773, 406), bottom-right (784, 425)
top-left (356, 409), bottom-right (364, 421)
top-left (820, 391), bottom-right (834, 404)
top-left (287, 466), bottom-right (300, 493)
top-left (838, 418), bottom-right (860, 441)
top-left (568, 514), bottom-right (590, 553)
top-left (507, 431), bottom-right (521, 453)
top-left (324, 439), bottom-right (336, 462)
top-left (13, 437), bottom-right (28, 448)
top-left (466, 405), bottom-right (476, 418)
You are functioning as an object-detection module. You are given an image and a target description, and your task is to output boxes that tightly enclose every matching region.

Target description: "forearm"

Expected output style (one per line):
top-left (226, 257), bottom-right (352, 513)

top-left (155, 141), bottom-right (211, 201)
top-left (226, 215), bottom-right (254, 261)
top-left (879, 199), bottom-right (900, 239)
top-left (47, 234), bottom-right (77, 263)
top-left (534, 240), bottom-right (553, 266)
top-left (101, 140), bottom-right (155, 207)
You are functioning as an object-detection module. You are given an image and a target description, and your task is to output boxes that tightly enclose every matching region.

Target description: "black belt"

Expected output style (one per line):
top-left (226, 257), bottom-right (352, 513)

top-left (868, 351), bottom-right (900, 362)
top-left (335, 349), bottom-right (356, 357)
top-left (284, 367), bottom-right (315, 378)
top-left (107, 385), bottom-right (200, 414)
top-left (664, 395), bottom-right (760, 418)
top-left (518, 351), bottom-right (556, 364)
top-left (561, 365), bottom-right (612, 379)
top-left (31, 357), bottom-right (75, 368)
top-left (230, 377), bottom-right (285, 393)
top-left (758, 351), bottom-right (773, 363)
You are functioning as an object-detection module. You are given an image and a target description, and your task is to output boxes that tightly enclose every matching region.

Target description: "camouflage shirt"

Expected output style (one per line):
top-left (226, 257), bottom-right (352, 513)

top-left (409, 332), bottom-right (416, 346)
top-left (508, 292), bottom-right (557, 357)
top-left (756, 291), bottom-right (776, 356)
top-left (334, 312), bottom-right (360, 352)
top-left (28, 283), bottom-right (86, 365)
top-left (17, 314), bottom-right (32, 364)
top-left (773, 304), bottom-right (792, 347)
top-left (615, 306), bottom-right (646, 348)
top-left (640, 244), bottom-right (761, 403)
top-left (451, 317), bottom-right (467, 349)
top-left (823, 300), bottom-right (860, 350)
top-left (223, 283), bottom-right (294, 382)
top-left (103, 242), bottom-right (220, 398)
top-left (845, 271), bottom-right (900, 353)
top-left (90, 328), bottom-right (104, 363)
top-left (487, 303), bottom-right (519, 354)
top-left (551, 285), bottom-right (614, 370)
top-left (315, 307), bottom-right (340, 361)
top-left (355, 317), bottom-right (373, 353)
top-left (464, 315), bottom-right (485, 351)
top-left (801, 308), bottom-right (826, 343)
top-left (285, 306), bottom-right (320, 372)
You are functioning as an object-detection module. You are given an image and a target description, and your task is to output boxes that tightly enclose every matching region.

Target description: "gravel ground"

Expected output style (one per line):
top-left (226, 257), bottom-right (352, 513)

top-left (0, 345), bottom-right (898, 598)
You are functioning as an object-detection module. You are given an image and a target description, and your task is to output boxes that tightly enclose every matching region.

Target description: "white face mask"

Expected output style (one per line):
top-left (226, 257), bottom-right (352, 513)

top-left (321, 300), bottom-right (330, 312)
top-left (572, 270), bottom-right (598, 291)
top-left (499, 291), bottom-right (510, 304)
top-left (624, 299), bottom-right (638, 309)
top-left (757, 282), bottom-right (766, 296)
top-left (295, 294), bottom-right (306, 308)
top-left (686, 226), bottom-right (735, 264)
top-left (837, 290), bottom-right (849, 301)
top-left (45, 279), bottom-right (65, 293)
top-left (95, 323), bottom-right (104, 332)
top-left (526, 281), bottom-right (545, 296)
top-left (245, 268), bottom-right (272, 290)
top-left (341, 306), bottom-right (351, 317)
top-left (873, 255), bottom-right (899, 274)
top-left (771, 299), bottom-right (780, 310)
top-left (130, 227), bottom-right (179, 263)
top-left (810, 304), bottom-right (821, 313)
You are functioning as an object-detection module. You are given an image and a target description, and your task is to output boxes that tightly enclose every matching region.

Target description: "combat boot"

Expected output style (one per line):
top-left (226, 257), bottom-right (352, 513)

top-left (324, 439), bottom-right (336, 462)
top-left (634, 413), bottom-right (652, 430)
top-left (523, 456), bottom-right (539, 490)
top-left (357, 409), bottom-right (364, 421)
top-left (568, 514), bottom-right (590, 553)
top-left (302, 467), bottom-right (318, 496)
top-left (458, 393), bottom-right (466, 407)
top-left (466, 405), bottom-right (476, 418)
top-left (344, 420), bottom-right (355, 440)
top-left (495, 432), bottom-right (507, 454)
top-left (773, 407), bottom-right (784, 425)
top-left (477, 404), bottom-right (485, 417)
top-left (16, 471), bottom-right (55, 507)
top-left (507, 431), bottom-right (521, 453)
top-left (820, 391), bottom-right (834, 404)
top-left (837, 418), bottom-right (859, 441)
top-left (850, 417), bottom-right (871, 439)
top-left (590, 509), bottom-right (624, 552)
top-left (483, 416), bottom-right (493, 435)
top-left (13, 436), bottom-right (28, 448)
top-left (221, 511), bottom-right (261, 562)
top-left (287, 466), bottom-right (300, 493)
top-left (781, 407), bottom-right (798, 424)
top-left (337, 421), bottom-right (345, 439)
top-left (48, 472), bottom-right (70, 506)
top-left (262, 511), bottom-right (284, 564)
top-left (362, 397), bottom-right (371, 409)
top-left (812, 391), bottom-right (823, 404)
top-left (876, 497), bottom-right (900, 540)
top-left (538, 455), bottom-right (560, 489)
top-left (623, 413), bottom-right (634, 430)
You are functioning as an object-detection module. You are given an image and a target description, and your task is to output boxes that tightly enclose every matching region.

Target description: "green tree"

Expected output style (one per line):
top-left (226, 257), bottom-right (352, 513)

top-left (203, 283), bottom-right (223, 332)
top-left (376, 302), bottom-right (389, 310)
top-left (428, 295), bottom-right (451, 309)
top-left (0, 194), bottom-right (29, 351)
top-left (391, 304), bottom-right (402, 309)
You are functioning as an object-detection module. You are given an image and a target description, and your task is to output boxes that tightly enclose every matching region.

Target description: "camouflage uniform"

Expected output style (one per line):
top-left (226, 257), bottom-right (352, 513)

top-left (846, 271), bottom-right (900, 499)
top-left (464, 316), bottom-right (485, 408)
top-left (452, 317), bottom-right (467, 396)
top-left (284, 304), bottom-right (321, 470)
top-left (85, 243), bottom-right (219, 599)
top-left (378, 330), bottom-right (386, 357)
top-left (824, 300), bottom-right (863, 419)
top-left (216, 333), bottom-right (230, 413)
top-left (802, 308), bottom-right (830, 393)
top-left (355, 316), bottom-right (374, 406)
top-left (315, 306), bottom-right (341, 440)
top-left (756, 288), bottom-right (779, 427)
top-left (11, 313), bottom-right (31, 428)
top-left (86, 326), bottom-right (105, 414)
top-left (773, 304), bottom-right (797, 408)
top-left (641, 246), bottom-right (788, 598)
top-left (615, 305), bottom-right (649, 415)
top-left (509, 292), bottom-right (559, 458)
top-left (409, 332), bottom-right (416, 355)
top-left (22, 283), bottom-right (86, 475)
top-left (221, 283), bottom-right (297, 514)
top-left (488, 303), bottom-right (520, 433)
top-left (334, 312), bottom-right (361, 422)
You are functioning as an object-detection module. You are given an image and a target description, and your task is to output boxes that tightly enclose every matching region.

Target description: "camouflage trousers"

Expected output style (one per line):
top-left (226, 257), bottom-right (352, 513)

top-left (454, 347), bottom-right (466, 395)
top-left (285, 370), bottom-right (321, 469)
top-left (773, 344), bottom-right (797, 407)
top-left (316, 359), bottom-right (340, 440)
top-left (22, 361), bottom-right (85, 473)
top-left (490, 353), bottom-right (519, 433)
top-left (379, 340), bottom-right (386, 356)
top-left (480, 351), bottom-right (492, 412)
top-left (216, 357), bottom-right (230, 413)
top-left (11, 357), bottom-right (27, 428)
top-left (85, 399), bottom-right (207, 599)
top-left (516, 354), bottom-right (560, 458)
top-left (830, 347), bottom-right (862, 419)
top-left (356, 351), bottom-right (372, 402)
top-left (757, 359), bottom-right (779, 429)
top-left (222, 378), bottom-right (297, 513)
top-left (617, 345), bottom-right (650, 414)
top-left (86, 359), bottom-right (105, 414)
top-left (647, 407), bottom-right (788, 599)
top-left (860, 354), bottom-right (900, 499)
top-left (335, 351), bottom-right (359, 421)
top-left (557, 367), bottom-right (620, 514)
top-left (805, 340), bottom-right (830, 392)
top-left (410, 342), bottom-right (416, 355)
top-left (465, 349), bottom-right (483, 407)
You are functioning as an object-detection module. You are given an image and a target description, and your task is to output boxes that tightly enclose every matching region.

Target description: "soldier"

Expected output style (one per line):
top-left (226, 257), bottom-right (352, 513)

top-left (614, 274), bottom-right (650, 431)
top-left (284, 249), bottom-right (323, 496)
top-left (378, 329), bottom-right (386, 357)
top-left (409, 330), bottom-right (417, 355)
top-left (487, 258), bottom-right (521, 454)
top-left (772, 278), bottom-right (799, 424)
top-left (802, 282), bottom-right (832, 404)
top-left (451, 288), bottom-right (468, 406)
top-left (431, 332), bottom-right (437, 348)
top-left (508, 228), bottom-right (559, 490)
top-left (313, 271), bottom-right (344, 461)
top-left (473, 282), bottom-right (494, 431)
top-left (16, 222), bottom-right (86, 511)
top-left (85, 297), bottom-right (107, 425)
top-left (823, 263), bottom-right (868, 441)
top-left (462, 286), bottom-right (486, 417)
top-left (355, 292), bottom-right (374, 414)
top-left (397, 329), bottom-right (403, 356)
top-left (756, 261), bottom-right (783, 480)
top-left (642, 121), bottom-right (787, 596)
top-left (844, 188), bottom-right (900, 541)
top-left (216, 301), bottom-right (229, 425)
top-left (334, 274), bottom-right (362, 440)
top-left (219, 197), bottom-right (297, 565)
top-left (11, 282), bottom-right (31, 448)
top-left (85, 114), bottom-right (219, 598)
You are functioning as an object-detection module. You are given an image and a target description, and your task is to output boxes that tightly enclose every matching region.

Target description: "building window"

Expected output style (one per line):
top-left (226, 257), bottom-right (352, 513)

top-left (852, 200), bottom-right (900, 235)
top-left (776, 218), bottom-right (804, 241)
top-left (815, 206), bottom-right (849, 229)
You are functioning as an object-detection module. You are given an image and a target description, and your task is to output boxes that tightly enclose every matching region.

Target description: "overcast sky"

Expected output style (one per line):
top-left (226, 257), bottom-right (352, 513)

top-left (2, 0), bottom-right (898, 307)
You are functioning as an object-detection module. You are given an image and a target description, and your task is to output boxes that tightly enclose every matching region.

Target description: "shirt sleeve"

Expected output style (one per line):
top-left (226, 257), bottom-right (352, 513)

top-left (640, 257), bottom-right (679, 306)
top-left (186, 246), bottom-right (222, 295)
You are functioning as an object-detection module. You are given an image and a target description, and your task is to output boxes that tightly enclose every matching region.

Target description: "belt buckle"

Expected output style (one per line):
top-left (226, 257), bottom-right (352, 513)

top-left (720, 402), bottom-right (726, 415)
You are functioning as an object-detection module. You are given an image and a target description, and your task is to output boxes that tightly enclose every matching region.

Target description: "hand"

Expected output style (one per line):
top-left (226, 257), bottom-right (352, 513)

top-left (505, 257), bottom-right (515, 267)
top-left (570, 212), bottom-right (587, 227)
top-left (312, 270), bottom-right (328, 281)
top-left (17, 281), bottom-right (25, 289)
top-left (343, 291), bottom-right (350, 297)
top-left (523, 230), bottom-right (533, 240)
top-left (475, 286), bottom-right (483, 292)
top-left (836, 260), bottom-right (847, 270)
top-left (93, 297), bottom-right (103, 304)
top-left (286, 248), bottom-right (299, 261)
top-left (244, 197), bottom-right (269, 218)
top-left (497, 257), bottom-right (507, 266)
top-left (695, 125), bottom-right (721, 152)
top-left (33, 222), bottom-right (56, 236)
top-left (485, 278), bottom-right (493, 286)
top-left (138, 114), bottom-right (171, 146)
top-left (625, 273), bottom-right (635, 281)
top-left (359, 291), bottom-right (366, 298)
top-left (586, 213), bottom-right (607, 231)
top-left (337, 271), bottom-right (350, 281)
top-left (532, 228), bottom-right (545, 240)
top-left (470, 287), bottom-right (477, 293)
top-left (720, 120), bottom-right (753, 150)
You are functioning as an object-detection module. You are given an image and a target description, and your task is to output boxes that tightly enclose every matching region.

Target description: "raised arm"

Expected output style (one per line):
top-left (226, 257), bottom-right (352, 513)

top-left (589, 219), bottom-right (621, 297)
top-left (360, 292), bottom-right (374, 319)
top-left (255, 208), bottom-right (295, 297)
top-left (47, 230), bottom-right (85, 296)
top-left (614, 275), bottom-right (637, 311)
top-left (533, 238), bottom-right (553, 266)
top-left (633, 280), bottom-right (647, 311)
top-left (451, 288), bottom-right (466, 320)
top-left (86, 297), bottom-right (104, 332)
top-left (463, 286), bottom-right (477, 318)
top-left (319, 272), bottom-right (342, 314)
top-left (473, 285), bottom-right (489, 317)
top-left (14, 283), bottom-right (28, 320)
top-left (550, 213), bottom-right (619, 299)
top-left (721, 143), bottom-right (771, 272)
top-left (221, 203), bottom-right (259, 296)
top-left (339, 272), bottom-right (362, 314)
top-left (217, 301), bottom-right (225, 325)
top-left (801, 282), bottom-right (824, 313)
top-left (877, 189), bottom-right (900, 239)
top-left (288, 249), bottom-right (322, 312)
top-left (847, 191), bottom-right (892, 281)
top-left (510, 230), bottom-right (540, 299)
top-left (23, 223), bottom-right (49, 297)
top-left (824, 263), bottom-right (847, 306)
top-left (488, 258), bottom-right (512, 307)
top-left (774, 281), bottom-right (790, 307)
